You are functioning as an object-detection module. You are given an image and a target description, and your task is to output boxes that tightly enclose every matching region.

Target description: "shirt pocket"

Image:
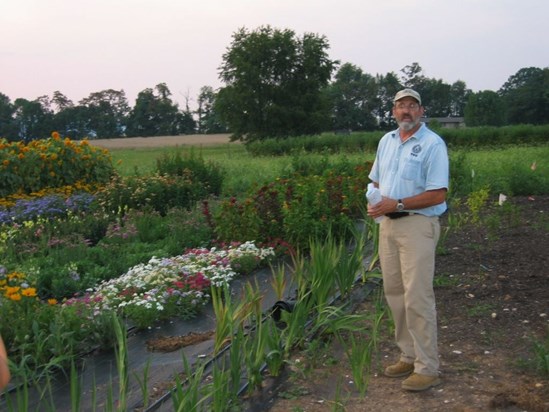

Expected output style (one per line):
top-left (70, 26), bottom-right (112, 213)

top-left (402, 158), bottom-right (422, 181)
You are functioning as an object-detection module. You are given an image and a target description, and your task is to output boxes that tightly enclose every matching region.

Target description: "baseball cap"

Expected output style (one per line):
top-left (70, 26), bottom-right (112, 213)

top-left (393, 89), bottom-right (422, 105)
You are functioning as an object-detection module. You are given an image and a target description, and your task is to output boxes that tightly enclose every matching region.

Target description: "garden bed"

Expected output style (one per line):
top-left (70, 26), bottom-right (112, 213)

top-left (262, 195), bottom-right (549, 412)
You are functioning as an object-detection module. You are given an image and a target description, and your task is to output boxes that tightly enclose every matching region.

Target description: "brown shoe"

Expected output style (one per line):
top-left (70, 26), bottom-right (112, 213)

top-left (384, 361), bottom-right (414, 377)
top-left (401, 373), bottom-right (441, 391)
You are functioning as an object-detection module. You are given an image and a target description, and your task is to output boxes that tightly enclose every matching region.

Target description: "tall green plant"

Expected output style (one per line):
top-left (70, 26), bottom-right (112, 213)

top-left (155, 148), bottom-right (225, 197)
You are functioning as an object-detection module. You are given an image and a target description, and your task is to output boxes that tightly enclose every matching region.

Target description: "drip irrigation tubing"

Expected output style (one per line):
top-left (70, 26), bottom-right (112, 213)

top-left (140, 271), bottom-right (381, 412)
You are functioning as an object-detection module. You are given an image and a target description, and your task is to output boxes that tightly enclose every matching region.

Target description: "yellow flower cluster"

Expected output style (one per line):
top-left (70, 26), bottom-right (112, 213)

top-left (0, 270), bottom-right (57, 305)
top-left (0, 271), bottom-right (36, 301)
top-left (0, 131), bottom-right (115, 198)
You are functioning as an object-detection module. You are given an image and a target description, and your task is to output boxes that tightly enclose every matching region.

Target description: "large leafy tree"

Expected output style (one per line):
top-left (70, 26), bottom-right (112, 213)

top-left (499, 67), bottom-right (549, 125)
top-left (464, 90), bottom-right (505, 126)
top-left (126, 83), bottom-right (194, 137)
top-left (79, 89), bottom-right (129, 138)
top-left (216, 26), bottom-right (337, 142)
top-left (12, 96), bottom-right (54, 141)
top-left (326, 63), bottom-right (378, 131)
top-left (50, 91), bottom-right (91, 139)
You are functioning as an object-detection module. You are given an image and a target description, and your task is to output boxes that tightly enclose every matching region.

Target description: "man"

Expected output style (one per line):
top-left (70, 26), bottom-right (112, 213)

top-left (367, 88), bottom-right (449, 391)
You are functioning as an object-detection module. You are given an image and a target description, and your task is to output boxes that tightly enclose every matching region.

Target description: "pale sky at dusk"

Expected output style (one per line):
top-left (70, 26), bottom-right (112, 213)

top-left (1, 0), bottom-right (547, 109)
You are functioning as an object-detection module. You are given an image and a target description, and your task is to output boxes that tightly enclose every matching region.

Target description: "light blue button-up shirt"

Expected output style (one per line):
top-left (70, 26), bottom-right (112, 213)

top-left (368, 123), bottom-right (449, 217)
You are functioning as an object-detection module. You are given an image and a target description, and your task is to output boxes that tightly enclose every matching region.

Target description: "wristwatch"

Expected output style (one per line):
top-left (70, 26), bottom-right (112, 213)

top-left (396, 199), bottom-right (405, 212)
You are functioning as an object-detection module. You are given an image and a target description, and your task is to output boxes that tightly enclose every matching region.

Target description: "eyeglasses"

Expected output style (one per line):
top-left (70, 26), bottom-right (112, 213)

top-left (395, 103), bottom-right (420, 111)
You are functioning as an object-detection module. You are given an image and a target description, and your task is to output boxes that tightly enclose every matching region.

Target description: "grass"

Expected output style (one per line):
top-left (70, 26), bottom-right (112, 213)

top-left (107, 142), bottom-right (549, 200)
top-left (107, 144), bottom-right (375, 195)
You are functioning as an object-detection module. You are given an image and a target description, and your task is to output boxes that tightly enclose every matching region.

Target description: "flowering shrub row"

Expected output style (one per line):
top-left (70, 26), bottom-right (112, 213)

top-left (65, 242), bottom-right (275, 328)
top-left (0, 132), bottom-right (115, 198)
top-left (0, 192), bottom-right (96, 224)
top-left (209, 164), bottom-right (372, 249)
top-left (0, 241), bottom-right (275, 368)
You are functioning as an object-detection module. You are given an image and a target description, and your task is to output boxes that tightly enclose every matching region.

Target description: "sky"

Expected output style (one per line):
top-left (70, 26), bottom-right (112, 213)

top-left (1, 0), bottom-right (548, 110)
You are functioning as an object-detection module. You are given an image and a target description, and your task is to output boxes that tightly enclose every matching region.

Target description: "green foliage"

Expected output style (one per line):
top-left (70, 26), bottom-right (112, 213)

top-left (245, 125), bottom-right (549, 158)
top-left (211, 164), bottom-right (370, 250)
top-left (326, 63), bottom-right (379, 131)
top-left (125, 83), bottom-right (196, 137)
top-left (96, 174), bottom-right (199, 216)
top-left (96, 150), bottom-right (225, 216)
top-left (441, 124), bottom-right (549, 148)
top-left (155, 148), bottom-right (225, 196)
top-left (448, 145), bottom-right (549, 197)
top-left (78, 89), bottom-right (130, 138)
top-left (0, 295), bottom-right (115, 376)
top-left (216, 25), bottom-right (337, 141)
top-left (246, 131), bottom-right (382, 156)
top-left (499, 67), bottom-right (549, 125)
top-left (464, 90), bottom-right (505, 126)
top-left (532, 332), bottom-right (549, 377)
top-left (466, 187), bottom-right (490, 225)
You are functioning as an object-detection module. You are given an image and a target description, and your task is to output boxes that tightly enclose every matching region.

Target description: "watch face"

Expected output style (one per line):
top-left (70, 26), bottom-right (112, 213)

top-left (397, 202), bottom-right (404, 211)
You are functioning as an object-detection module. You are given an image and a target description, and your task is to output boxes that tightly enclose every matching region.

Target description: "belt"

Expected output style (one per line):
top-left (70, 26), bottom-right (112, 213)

top-left (385, 212), bottom-right (413, 219)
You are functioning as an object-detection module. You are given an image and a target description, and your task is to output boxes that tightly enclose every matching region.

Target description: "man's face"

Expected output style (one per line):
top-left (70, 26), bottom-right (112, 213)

top-left (392, 97), bottom-right (424, 132)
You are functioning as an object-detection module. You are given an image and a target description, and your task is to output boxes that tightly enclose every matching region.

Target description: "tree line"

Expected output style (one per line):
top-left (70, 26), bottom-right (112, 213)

top-left (1, 26), bottom-right (548, 142)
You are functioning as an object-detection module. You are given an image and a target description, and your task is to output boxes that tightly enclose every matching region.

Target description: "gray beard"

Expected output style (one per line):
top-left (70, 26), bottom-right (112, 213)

top-left (398, 120), bottom-right (419, 132)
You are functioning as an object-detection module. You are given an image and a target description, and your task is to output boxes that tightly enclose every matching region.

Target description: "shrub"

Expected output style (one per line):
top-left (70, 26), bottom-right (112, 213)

top-left (155, 148), bottom-right (225, 197)
top-left (211, 163), bottom-right (371, 249)
top-left (0, 132), bottom-right (115, 197)
top-left (95, 174), bottom-right (201, 216)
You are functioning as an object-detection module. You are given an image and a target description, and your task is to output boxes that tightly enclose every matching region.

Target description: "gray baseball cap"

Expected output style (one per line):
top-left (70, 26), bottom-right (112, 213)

top-left (394, 88), bottom-right (422, 105)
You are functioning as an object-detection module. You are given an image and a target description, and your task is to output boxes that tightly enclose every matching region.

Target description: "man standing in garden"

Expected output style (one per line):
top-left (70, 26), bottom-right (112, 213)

top-left (367, 88), bottom-right (449, 391)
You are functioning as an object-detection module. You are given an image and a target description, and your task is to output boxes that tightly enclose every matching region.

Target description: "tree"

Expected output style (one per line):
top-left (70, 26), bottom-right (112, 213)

top-left (373, 72), bottom-right (402, 129)
top-left (126, 83), bottom-right (192, 137)
top-left (499, 67), bottom-right (549, 125)
top-left (196, 86), bottom-right (226, 134)
top-left (216, 26), bottom-right (338, 142)
top-left (0, 93), bottom-right (17, 140)
top-left (449, 81), bottom-right (471, 117)
top-left (400, 62), bottom-right (427, 92)
top-left (79, 89), bottom-right (129, 138)
top-left (12, 96), bottom-right (54, 141)
top-left (464, 90), bottom-right (505, 126)
top-left (399, 63), bottom-right (472, 119)
top-left (326, 63), bottom-right (378, 131)
top-left (421, 78), bottom-right (452, 117)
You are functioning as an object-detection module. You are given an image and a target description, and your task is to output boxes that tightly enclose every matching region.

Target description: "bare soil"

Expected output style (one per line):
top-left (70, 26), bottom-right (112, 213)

top-left (262, 195), bottom-right (549, 412)
top-left (88, 133), bottom-right (236, 149)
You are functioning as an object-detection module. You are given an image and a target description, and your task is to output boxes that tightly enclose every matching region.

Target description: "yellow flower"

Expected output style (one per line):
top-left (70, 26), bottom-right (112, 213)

top-left (48, 298), bottom-right (58, 305)
top-left (8, 293), bottom-right (21, 301)
top-left (51, 131), bottom-right (61, 140)
top-left (21, 287), bottom-right (37, 297)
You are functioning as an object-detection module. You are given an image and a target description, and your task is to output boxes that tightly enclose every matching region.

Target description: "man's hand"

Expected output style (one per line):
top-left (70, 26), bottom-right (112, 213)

top-left (367, 197), bottom-right (397, 219)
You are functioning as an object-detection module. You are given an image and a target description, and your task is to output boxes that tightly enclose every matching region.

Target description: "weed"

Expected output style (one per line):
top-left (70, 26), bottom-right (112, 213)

top-left (434, 273), bottom-right (460, 287)
top-left (532, 331), bottom-right (549, 377)
top-left (466, 303), bottom-right (495, 317)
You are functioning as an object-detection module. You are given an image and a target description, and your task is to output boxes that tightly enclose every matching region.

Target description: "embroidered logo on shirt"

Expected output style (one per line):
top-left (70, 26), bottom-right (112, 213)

top-left (410, 144), bottom-right (422, 157)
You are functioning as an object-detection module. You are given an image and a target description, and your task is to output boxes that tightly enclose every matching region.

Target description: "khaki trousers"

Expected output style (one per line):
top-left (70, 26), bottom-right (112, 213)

top-left (379, 214), bottom-right (440, 376)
